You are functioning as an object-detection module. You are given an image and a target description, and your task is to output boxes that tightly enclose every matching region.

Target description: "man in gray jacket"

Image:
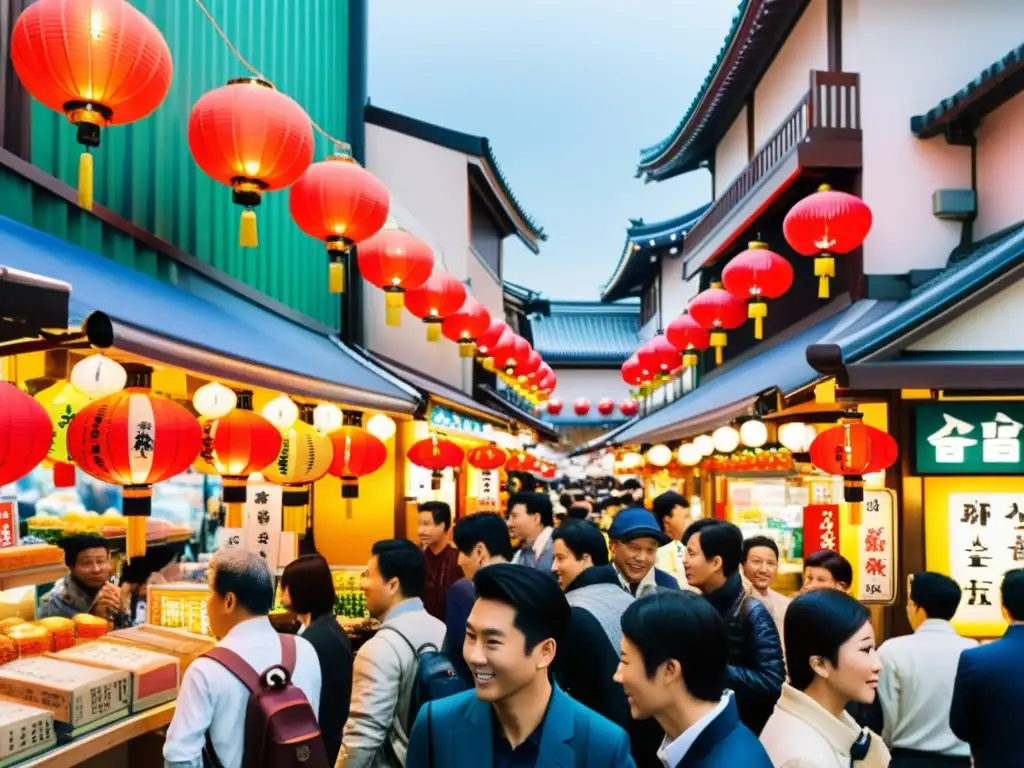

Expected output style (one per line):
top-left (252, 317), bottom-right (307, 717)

top-left (339, 539), bottom-right (446, 768)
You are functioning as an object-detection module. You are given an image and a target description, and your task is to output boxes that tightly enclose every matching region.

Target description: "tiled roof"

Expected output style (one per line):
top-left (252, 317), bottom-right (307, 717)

top-left (911, 42), bottom-right (1024, 139)
top-left (365, 105), bottom-right (546, 251)
top-left (529, 300), bottom-right (641, 365)
top-left (637, 0), bottom-right (808, 182)
top-left (602, 204), bottom-right (710, 302)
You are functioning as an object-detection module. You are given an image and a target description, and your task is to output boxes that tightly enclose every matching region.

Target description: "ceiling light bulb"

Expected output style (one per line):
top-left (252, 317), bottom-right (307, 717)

top-left (262, 395), bottom-right (299, 430)
top-left (192, 382), bottom-right (237, 419)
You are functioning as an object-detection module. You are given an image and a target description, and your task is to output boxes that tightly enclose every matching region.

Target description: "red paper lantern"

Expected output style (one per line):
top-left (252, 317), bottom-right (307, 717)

top-left (407, 435), bottom-right (465, 490)
top-left (188, 78), bottom-right (314, 248)
top-left (538, 371), bottom-right (558, 395)
top-left (442, 297), bottom-right (492, 358)
top-left (491, 333), bottom-right (531, 375)
top-left (665, 313), bottom-right (710, 368)
top-left (597, 398), bottom-right (615, 417)
top-left (688, 282), bottom-right (748, 365)
top-left (195, 403), bottom-right (282, 528)
top-left (328, 427), bottom-right (387, 500)
top-left (573, 398), bottom-right (591, 417)
top-left (403, 269), bottom-right (468, 342)
top-left (620, 398), bottom-right (639, 418)
top-left (289, 150), bottom-right (390, 294)
top-left (810, 420), bottom-right (898, 520)
top-left (357, 230), bottom-right (435, 327)
top-left (621, 355), bottom-right (647, 387)
top-left (546, 398), bottom-right (564, 416)
top-left (513, 349), bottom-right (543, 381)
top-left (721, 242), bottom-right (794, 340)
top-left (467, 444), bottom-right (508, 471)
top-left (636, 335), bottom-right (682, 381)
top-left (67, 386), bottom-right (202, 558)
top-left (11, 0), bottom-right (173, 211)
top-left (540, 463), bottom-right (556, 481)
top-left (476, 320), bottom-right (510, 359)
top-left (0, 384), bottom-right (52, 487)
top-left (783, 184), bottom-right (872, 300)
top-left (530, 363), bottom-right (553, 393)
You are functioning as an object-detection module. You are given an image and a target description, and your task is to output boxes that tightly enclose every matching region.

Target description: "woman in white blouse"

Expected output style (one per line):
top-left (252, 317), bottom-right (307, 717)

top-left (760, 588), bottom-right (890, 768)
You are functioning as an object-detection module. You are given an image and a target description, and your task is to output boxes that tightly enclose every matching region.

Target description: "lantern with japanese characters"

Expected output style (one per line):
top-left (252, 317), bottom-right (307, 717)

top-left (10, 0), bottom-right (173, 211)
top-left (289, 146), bottom-right (390, 294)
top-left (467, 444), bottom-right (508, 471)
top-left (0, 383), bottom-right (52, 488)
top-left (34, 380), bottom-right (91, 488)
top-left (442, 296), bottom-right (491, 357)
top-left (688, 282), bottom-right (748, 365)
top-left (784, 184), bottom-right (872, 300)
top-left (328, 425), bottom-right (387, 501)
top-left (263, 411), bottom-right (333, 534)
top-left (665, 313), bottom-right (710, 368)
top-left (357, 229), bottom-right (435, 326)
top-left (721, 242), bottom-right (794, 340)
top-left (193, 393), bottom-right (282, 528)
top-left (403, 269), bottom-right (468, 342)
top-left (408, 435), bottom-right (465, 490)
top-left (66, 370), bottom-right (202, 558)
top-left (809, 419), bottom-right (898, 523)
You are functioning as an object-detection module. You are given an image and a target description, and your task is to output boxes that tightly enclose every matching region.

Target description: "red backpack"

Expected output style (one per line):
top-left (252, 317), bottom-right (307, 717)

top-left (203, 634), bottom-right (329, 768)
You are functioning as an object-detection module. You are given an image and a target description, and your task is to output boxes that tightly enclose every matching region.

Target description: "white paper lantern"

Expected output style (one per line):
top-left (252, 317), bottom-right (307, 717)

top-left (620, 451), bottom-right (644, 469)
top-left (693, 434), bottom-right (715, 457)
top-left (676, 443), bottom-right (702, 466)
top-left (192, 382), bottom-right (237, 419)
top-left (366, 413), bottom-right (397, 441)
top-left (313, 403), bottom-right (344, 435)
top-left (70, 354), bottom-right (127, 399)
top-left (712, 426), bottom-right (740, 454)
top-left (262, 395), bottom-right (299, 430)
top-left (778, 422), bottom-right (817, 453)
top-left (646, 444), bottom-right (673, 467)
top-left (739, 420), bottom-right (768, 448)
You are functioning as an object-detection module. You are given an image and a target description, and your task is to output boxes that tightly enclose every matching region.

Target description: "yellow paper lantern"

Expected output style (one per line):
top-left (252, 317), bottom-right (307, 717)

top-left (263, 420), bottom-right (333, 534)
top-left (34, 381), bottom-right (90, 463)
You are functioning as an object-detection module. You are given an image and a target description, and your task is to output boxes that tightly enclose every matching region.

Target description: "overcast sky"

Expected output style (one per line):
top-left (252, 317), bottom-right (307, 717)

top-left (368, 1), bottom-right (738, 301)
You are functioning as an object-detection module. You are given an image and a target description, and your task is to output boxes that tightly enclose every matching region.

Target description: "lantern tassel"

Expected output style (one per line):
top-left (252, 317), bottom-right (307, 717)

top-left (710, 331), bottom-right (727, 366)
top-left (683, 351), bottom-right (699, 368)
top-left (481, 357), bottom-right (495, 372)
top-left (426, 322), bottom-right (442, 342)
top-left (78, 151), bottom-right (94, 212)
top-left (385, 291), bottom-right (403, 327)
top-left (459, 341), bottom-right (475, 358)
top-left (814, 255), bottom-right (835, 299)
top-left (126, 517), bottom-right (146, 561)
top-left (224, 502), bottom-right (244, 529)
top-left (748, 301), bottom-right (767, 340)
top-left (240, 209), bottom-right (258, 248)
top-left (329, 260), bottom-right (345, 294)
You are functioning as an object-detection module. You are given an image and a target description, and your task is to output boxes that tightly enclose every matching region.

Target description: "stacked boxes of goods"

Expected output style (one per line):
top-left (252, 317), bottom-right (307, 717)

top-left (54, 642), bottom-right (179, 713)
top-left (0, 697), bottom-right (56, 765)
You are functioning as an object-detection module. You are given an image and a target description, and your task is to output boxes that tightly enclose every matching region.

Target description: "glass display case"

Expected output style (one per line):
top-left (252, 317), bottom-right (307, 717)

top-left (272, 565), bottom-right (367, 620)
top-left (147, 583), bottom-right (210, 636)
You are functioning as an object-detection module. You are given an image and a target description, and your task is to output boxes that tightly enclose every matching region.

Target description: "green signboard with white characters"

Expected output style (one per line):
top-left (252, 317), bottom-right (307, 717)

top-left (914, 402), bottom-right (1024, 475)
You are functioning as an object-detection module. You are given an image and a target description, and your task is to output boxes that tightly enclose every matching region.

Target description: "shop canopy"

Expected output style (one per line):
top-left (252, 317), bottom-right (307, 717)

top-left (610, 300), bottom-right (896, 446)
top-left (0, 215), bottom-right (419, 414)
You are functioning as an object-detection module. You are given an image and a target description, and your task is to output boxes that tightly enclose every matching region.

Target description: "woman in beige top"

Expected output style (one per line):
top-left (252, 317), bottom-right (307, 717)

top-left (760, 589), bottom-right (890, 768)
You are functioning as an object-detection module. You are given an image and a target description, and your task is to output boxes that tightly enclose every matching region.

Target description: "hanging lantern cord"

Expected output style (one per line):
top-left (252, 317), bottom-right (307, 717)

top-left (64, 101), bottom-right (111, 213)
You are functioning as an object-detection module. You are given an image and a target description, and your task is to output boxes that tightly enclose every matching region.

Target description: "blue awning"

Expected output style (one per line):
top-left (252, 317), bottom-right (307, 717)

top-left (613, 300), bottom-right (896, 445)
top-left (0, 216), bottom-right (419, 414)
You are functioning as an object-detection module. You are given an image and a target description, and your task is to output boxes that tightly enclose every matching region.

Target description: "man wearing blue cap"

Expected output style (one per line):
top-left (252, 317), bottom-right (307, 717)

top-left (598, 508), bottom-right (681, 599)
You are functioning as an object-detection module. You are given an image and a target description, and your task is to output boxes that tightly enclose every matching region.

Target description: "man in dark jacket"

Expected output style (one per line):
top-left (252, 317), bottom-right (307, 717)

top-left (605, 508), bottom-right (681, 598)
top-left (682, 519), bottom-right (784, 735)
top-left (615, 590), bottom-right (772, 767)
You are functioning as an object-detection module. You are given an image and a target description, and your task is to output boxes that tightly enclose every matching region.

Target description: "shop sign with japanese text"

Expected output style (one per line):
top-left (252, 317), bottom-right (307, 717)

top-left (857, 490), bottom-right (897, 604)
top-left (428, 406), bottom-right (487, 437)
top-left (475, 469), bottom-right (500, 513)
top-left (915, 402), bottom-right (1024, 475)
top-left (949, 492), bottom-right (1024, 631)
top-left (802, 504), bottom-right (840, 555)
top-left (0, 500), bottom-right (17, 549)
top-left (244, 482), bottom-right (284, 570)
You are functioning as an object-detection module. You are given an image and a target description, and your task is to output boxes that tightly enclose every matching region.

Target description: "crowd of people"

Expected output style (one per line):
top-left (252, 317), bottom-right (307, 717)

top-left (144, 483), bottom-right (1024, 768)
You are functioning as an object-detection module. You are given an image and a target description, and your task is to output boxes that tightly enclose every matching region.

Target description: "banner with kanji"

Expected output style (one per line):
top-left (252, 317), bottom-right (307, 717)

top-left (857, 490), bottom-right (896, 603)
top-left (802, 504), bottom-right (840, 555)
top-left (0, 500), bottom-right (18, 549)
top-left (474, 470), bottom-right (500, 513)
top-left (243, 482), bottom-right (284, 570)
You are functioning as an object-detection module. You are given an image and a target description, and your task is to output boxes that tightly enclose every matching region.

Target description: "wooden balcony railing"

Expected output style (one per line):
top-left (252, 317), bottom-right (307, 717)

top-left (683, 71), bottom-right (861, 260)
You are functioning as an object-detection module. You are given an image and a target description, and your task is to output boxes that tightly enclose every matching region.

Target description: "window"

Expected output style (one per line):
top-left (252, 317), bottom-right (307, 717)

top-left (470, 193), bottom-right (502, 278)
top-left (641, 275), bottom-right (661, 327)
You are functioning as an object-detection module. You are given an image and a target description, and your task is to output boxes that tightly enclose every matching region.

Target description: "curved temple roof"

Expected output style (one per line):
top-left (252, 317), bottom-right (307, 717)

top-left (601, 204), bottom-right (710, 302)
top-left (528, 300), bottom-right (640, 366)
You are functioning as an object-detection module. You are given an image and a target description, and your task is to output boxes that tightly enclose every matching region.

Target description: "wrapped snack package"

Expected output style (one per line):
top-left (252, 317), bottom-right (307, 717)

top-left (34, 618), bottom-right (75, 652)
top-left (72, 614), bottom-right (111, 642)
top-left (0, 636), bottom-right (16, 666)
top-left (3, 625), bottom-right (51, 658)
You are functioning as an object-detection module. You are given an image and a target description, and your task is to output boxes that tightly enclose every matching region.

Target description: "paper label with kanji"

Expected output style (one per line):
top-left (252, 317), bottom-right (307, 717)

top-left (243, 482), bottom-right (283, 570)
top-left (0, 501), bottom-right (17, 550)
top-left (475, 470), bottom-right (499, 513)
top-left (857, 490), bottom-right (896, 603)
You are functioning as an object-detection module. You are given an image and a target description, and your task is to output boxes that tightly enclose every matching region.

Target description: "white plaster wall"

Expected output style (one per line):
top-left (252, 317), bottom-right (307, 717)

top-left (843, 0), bottom-right (1024, 274)
top-left (714, 105), bottom-right (749, 195)
top-left (466, 248), bottom-right (504, 320)
top-left (975, 90), bottom-right (1024, 240)
top-left (364, 124), bottom-right (471, 390)
top-left (752, 0), bottom-right (828, 148)
top-left (659, 256), bottom-right (700, 328)
top-left (909, 276), bottom-right (1024, 352)
top-left (551, 367), bottom-right (634, 420)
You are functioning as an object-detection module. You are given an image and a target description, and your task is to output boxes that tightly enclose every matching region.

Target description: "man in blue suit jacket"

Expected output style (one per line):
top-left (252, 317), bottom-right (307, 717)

top-left (614, 590), bottom-right (772, 767)
top-left (406, 563), bottom-right (633, 768)
top-left (950, 568), bottom-right (1024, 768)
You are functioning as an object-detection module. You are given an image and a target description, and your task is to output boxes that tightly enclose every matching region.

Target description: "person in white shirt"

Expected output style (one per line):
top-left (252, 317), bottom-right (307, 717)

top-left (163, 549), bottom-right (322, 768)
top-left (614, 590), bottom-right (772, 767)
top-left (741, 536), bottom-right (790, 639)
top-left (877, 572), bottom-right (976, 767)
top-left (651, 491), bottom-right (691, 587)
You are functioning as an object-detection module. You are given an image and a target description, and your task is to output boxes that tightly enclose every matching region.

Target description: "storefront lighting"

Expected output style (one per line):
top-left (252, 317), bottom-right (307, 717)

top-left (312, 403), bottom-right (344, 435)
top-left (366, 413), bottom-right (397, 441)
top-left (262, 394), bottom-right (299, 430)
top-left (712, 426), bottom-right (740, 454)
top-left (676, 443), bottom-right (702, 466)
top-left (620, 451), bottom-right (644, 469)
top-left (517, 429), bottom-right (536, 446)
top-left (739, 419), bottom-right (768, 448)
top-left (778, 422), bottom-right (817, 453)
top-left (694, 434), bottom-right (715, 456)
top-left (192, 381), bottom-right (237, 419)
top-left (646, 444), bottom-right (673, 467)
top-left (70, 354), bottom-right (126, 399)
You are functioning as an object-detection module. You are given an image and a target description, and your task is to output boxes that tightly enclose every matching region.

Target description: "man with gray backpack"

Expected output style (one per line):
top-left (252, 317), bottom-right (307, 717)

top-left (339, 540), bottom-right (453, 768)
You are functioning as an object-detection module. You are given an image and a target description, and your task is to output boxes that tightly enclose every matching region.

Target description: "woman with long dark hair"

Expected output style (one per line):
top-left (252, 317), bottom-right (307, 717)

top-left (760, 588), bottom-right (890, 767)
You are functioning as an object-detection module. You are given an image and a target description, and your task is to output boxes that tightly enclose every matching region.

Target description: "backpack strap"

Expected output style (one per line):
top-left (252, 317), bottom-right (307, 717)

top-left (204, 647), bottom-right (263, 695)
top-left (279, 633), bottom-right (297, 676)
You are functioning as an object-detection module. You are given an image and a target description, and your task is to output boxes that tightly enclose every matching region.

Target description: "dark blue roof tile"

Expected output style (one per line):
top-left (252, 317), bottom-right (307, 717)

top-left (529, 301), bottom-right (641, 364)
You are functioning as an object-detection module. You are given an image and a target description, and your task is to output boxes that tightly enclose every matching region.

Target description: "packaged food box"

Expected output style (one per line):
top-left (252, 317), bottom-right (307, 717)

top-left (0, 656), bottom-right (130, 728)
top-left (102, 625), bottom-right (214, 672)
top-left (3, 625), bottom-right (50, 658)
top-left (53, 642), bottom-right (179, 713)
top-left (0, 695), bottom-right (56, 762)
top-left (33, 618), bottom-right (75, 652)
top-left (71, 614), bottom-right (111, 642)
top-left (0, 544), bottom-right (63, 572)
